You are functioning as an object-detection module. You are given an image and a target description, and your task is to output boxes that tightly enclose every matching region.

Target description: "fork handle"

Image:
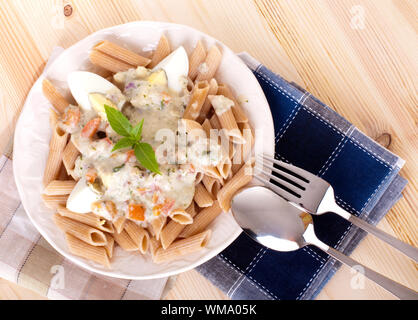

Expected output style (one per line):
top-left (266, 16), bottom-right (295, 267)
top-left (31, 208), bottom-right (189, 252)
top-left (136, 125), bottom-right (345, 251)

top-left (348, 214), bottom-right (418, 262)
top-left (331, 204), bottom-right (418, 262)
top-left (326, 246), bottom-right (418, 300)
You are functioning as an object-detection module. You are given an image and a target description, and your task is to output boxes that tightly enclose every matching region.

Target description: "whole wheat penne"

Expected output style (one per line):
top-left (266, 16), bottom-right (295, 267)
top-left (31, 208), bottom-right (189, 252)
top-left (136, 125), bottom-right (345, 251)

top-left (57, 205), bottom-right (114, 233)
top-left (65, 233), bottom-right (110, 268)
top-left (148, 35), bottom-right (171, 68)
top-left (181, 118), bottom-right (207, 138)
top-left (197, 78), bottom-right (218, 123)
top-left (194, 183), bottom-right (214, 208)
top-left (62, 140), bottom-right (80, 175)
top-left (153, 230), bottom-right (212, 263)
top-left (217, 83), bottom-right (248, 123)
top-left (93, 40), bottom-right (150, 66)
top-left (188, 40), bottom-right (206, 80)
top-left (104, 233), bottom-right (115, 259)
top-left (149, 237), bottom-right (161, 257)
top-left (169, 208), bottom-right (194, 225)
top-left (42, 79), bottom-right (70, 114)
top-left (150, 215), bottom-right (167, 240)
top-left (208, 95), bottom-right (244, 144)
top-left (183, 81), bottom-right (210, 120)
top-left (232, 122), bottom-right (254, 174)
top-left (113, 216), bottom-right (126, 234)
top-left (42, 194), bottom-right (69, 210)
top-left (202, 175), bottom-right (222, 197)
top-left (53, 214), bottom-right (107, 246)
top-left (44, 180), bottom-right (76, 195)
top-left (217, 162), bottom-right (253, 212)
top-left (43, 124), bottom-right (69, 187)
top-left (58, 163), bottom-right (71, 180)
top-left (195, 172), bottom-right (204, 185)
top-left (124, 220), bottom-right (150, 254)
top-left (180, 201), bottom-right (222, 238)
top-left (112, 229), bottom-right (139, 251)
top-left (160, 202), bottom-right (196, 249)
top-left (201, 165), bottom-right (222, 180)
top-left (196, 45), bottom-right (222, 81)
top-left (89, 49), bottom-right (135, 73)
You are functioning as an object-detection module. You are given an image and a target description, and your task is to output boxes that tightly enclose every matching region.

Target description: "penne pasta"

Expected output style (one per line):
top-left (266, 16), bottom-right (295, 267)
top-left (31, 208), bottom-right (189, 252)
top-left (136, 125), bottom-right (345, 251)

top-left (62, 140), bottom-right (80, 176)
top-left (197, 78), bottom-right (218, 123)
top-left (104, 233), bottom-right (115, 259)
top-left (183, 80), bottom-right (210, 120)
top-left (208, 95), bottom-right (245, 144)
top-left (188, 40), bottom-right (206, 80)
top-left (217, 83), bottom-right (248, 123)
top-left (42, 194), bottom-right (69, 210)
top-left (217, 162), bottom-right (253, 212)
top-left (57, 205), bottom-right (114, 233)
top-left (89, 49), bottom-right (135, 73)
top-left (112, 229), bottom-right (139, 251)
top-left (124, 220), bottom-right (150, 254)
top-left (194, 183), bottom-right (214, 208)
top-left (43, 123), bottom-right (69, 187)
top-left (42, 79), bottom-right (70, 114)
top-left (169, 208), bottom-right (194, 225)
top-left (58, 163), bottom-right (71, 181)
top-left (113, 216), bottom-right (126, 234)
top-left (150, 215), bottom-right (167, 241)
top-left (195, 45), bottom-right (222, 81)
top-left (65, 233), bottom-right (110, 268)
top-left (160, 202), bottom-right (196, 249)
top-left (148, 35), bottom-right (171, 68)
top-left (44, 180), bottom-right (76, 195)
top-left (53, 214), bottom-right (107, 246)
top-left (195, 172), bottom-right (204, 185)
top-left (232, 122), bottom-right (254, 174)
top-left (153, 230), bottom-right (212, 264)
top-left (93, 40), bottom-right (150, 67)
top-left (202, 175), bottom-right (222, 198)
top-left (180, 201), bottom-right (222, 238)
top-left (149, 237), bottom-right (161, 257)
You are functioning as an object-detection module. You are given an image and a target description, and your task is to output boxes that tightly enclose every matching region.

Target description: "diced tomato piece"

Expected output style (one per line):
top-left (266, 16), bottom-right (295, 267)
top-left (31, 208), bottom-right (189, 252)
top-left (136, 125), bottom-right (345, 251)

top-left (85, 168), bottom-right (97, 184)
top-left (128, 203), bottom-right (145, 221)
top-left (125, 150), bottom-right (135, 162)
top-left (81, 117), bottom-right (101, 138)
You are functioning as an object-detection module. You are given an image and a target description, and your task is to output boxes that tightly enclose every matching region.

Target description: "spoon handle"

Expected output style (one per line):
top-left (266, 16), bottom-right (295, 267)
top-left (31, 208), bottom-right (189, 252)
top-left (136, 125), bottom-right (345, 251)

top-left (326, 246), bottom-right (418, 300)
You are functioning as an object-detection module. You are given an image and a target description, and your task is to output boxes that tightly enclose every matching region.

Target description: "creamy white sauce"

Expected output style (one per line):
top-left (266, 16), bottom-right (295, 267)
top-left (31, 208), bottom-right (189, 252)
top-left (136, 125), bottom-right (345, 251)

top-left (62, 66), bottom-right (220, 225)
top-left (209, 95), bottom-right (234, 115)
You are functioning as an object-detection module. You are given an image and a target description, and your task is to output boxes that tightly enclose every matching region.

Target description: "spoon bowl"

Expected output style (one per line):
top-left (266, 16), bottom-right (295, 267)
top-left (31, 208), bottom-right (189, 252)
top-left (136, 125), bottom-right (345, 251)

top-left (231, 186), bottom-right (418, 300)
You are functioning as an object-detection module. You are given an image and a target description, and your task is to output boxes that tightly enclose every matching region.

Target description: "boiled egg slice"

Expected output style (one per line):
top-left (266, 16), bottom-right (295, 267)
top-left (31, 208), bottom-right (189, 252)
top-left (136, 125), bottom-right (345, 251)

top-left (66, 177), bottom-right (100, 214)
top-left (67, 71), bottom-right (123, 117)
top-left (152, 46), bottom-right (189, 94)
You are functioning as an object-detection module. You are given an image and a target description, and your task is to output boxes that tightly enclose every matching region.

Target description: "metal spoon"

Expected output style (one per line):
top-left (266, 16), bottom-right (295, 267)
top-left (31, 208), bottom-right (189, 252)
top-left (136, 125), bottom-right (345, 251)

top-left (231, 186), bottom-right (417, 300)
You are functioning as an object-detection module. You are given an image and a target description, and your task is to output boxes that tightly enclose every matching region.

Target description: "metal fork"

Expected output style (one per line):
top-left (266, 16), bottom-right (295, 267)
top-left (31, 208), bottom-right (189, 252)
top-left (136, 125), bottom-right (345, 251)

top-left (254, 153), bottom-right (418, 262)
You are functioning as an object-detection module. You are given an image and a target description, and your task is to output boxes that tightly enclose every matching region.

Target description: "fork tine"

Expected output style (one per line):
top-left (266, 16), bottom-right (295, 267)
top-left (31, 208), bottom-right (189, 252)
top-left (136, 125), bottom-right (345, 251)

top-left (253, 174), bottom-right (302, 204)
top-left (256, 162), bottom-right (303, 198)
top-left (259, 153), bottom-right (314, 183)
top-left (260, 161), bottom-right (307, 190)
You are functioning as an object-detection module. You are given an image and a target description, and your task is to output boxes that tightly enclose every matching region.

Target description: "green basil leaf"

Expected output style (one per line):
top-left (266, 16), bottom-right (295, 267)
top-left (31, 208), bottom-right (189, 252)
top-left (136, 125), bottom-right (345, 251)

top-left (134, 142), bottom-right (161, 174)
top-left (131, 119), bottom-right (144, 141)
top-left (111, 137), bottom-right (135, 152)
top-left (104, 105), bottom-right (133, 137)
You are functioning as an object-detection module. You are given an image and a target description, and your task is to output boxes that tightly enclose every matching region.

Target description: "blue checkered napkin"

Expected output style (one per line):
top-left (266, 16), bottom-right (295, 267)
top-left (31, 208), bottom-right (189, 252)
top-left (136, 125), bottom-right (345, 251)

top-left (196, 53), bottom-right (407, 300)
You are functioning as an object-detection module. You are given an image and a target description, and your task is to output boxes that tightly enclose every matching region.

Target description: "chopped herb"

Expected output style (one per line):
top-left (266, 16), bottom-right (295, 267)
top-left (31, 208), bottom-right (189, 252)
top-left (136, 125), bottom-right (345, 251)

top-left (160, 100), bottom-right (165, 109)
top-left (113, 164), bottom-right (125, 172)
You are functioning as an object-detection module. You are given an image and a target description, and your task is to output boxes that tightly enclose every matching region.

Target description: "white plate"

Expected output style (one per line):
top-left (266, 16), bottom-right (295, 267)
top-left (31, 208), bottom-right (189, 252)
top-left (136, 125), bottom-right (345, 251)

top-left (13, 21), bottom-right (274, 280)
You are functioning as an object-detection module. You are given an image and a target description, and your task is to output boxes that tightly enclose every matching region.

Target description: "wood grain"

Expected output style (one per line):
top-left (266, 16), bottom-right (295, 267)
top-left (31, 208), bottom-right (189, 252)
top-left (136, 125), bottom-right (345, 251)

top-left (0, 0), bottom-right (416, 300)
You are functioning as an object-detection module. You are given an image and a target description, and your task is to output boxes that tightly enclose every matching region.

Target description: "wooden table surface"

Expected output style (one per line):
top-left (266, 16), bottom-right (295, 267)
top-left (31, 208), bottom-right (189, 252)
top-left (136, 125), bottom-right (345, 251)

top-left (0, 0), bottom-right (416, 300)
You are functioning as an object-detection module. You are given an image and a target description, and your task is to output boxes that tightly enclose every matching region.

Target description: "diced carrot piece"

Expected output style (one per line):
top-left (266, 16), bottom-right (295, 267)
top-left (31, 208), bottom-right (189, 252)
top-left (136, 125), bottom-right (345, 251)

top-left (85, 168), bottom-right (97, 184)
top-left (152, 204), bottom-right (163, 216)
top-left (81, 117), bottom-right (101, 138)
top-left (128, 203), bottom-right (145, 221)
